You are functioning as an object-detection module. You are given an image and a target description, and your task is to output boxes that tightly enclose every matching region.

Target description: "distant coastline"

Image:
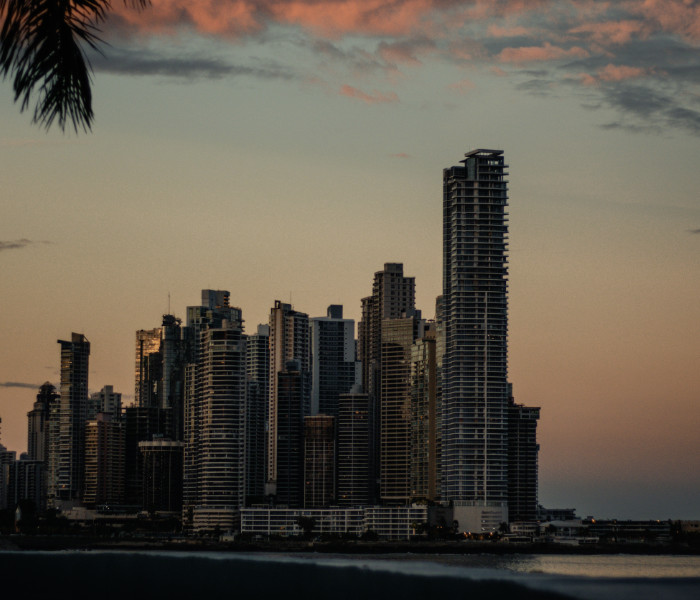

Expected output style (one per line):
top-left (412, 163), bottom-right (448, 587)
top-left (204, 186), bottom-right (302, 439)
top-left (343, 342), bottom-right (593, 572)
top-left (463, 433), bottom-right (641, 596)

top-left (3, 535), bottom-right (700, 555)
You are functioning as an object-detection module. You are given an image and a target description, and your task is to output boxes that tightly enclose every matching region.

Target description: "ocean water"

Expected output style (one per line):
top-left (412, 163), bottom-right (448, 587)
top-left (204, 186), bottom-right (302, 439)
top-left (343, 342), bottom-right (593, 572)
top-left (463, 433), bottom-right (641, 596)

top-left (1, 550), bottom-right (699, 600)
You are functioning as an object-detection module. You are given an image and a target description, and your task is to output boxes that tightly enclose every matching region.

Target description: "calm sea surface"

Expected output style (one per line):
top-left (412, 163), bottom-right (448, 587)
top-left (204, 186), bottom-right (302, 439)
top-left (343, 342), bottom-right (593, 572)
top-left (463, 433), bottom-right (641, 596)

top-left (274, 551), bottom-right (700, 578)
top-left (2, 549), bottom-right (700, 599)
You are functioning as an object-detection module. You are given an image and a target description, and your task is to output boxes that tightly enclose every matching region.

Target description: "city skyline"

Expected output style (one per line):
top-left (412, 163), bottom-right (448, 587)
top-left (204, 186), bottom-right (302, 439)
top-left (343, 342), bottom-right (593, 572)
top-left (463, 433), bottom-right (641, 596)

top-left (2, 1), bottom-right (700, 521)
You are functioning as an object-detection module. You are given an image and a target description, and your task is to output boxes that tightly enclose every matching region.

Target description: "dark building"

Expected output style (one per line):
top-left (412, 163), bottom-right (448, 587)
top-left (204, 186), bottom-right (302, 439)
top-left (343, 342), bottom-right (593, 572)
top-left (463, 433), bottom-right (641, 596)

top-left (275, 360), bottom-right (310, 507)
top-left (268, 301), bottom-right (310, 493)
top-left (27, 382), bottom-right (59, 463)
top-left (507, 390), bottom-right (540, 522)
top-left (303, 415), bottom-right (335, 508)
top-left (310, 305), bottom-right (359, 417)
top-left (336, 387), bottom-right (372, 507)
top-left (245, 324), bottom-right (269, 504)
top-left (124, 405), bottom-right (170, 506)
top-left (6, 456), bottom-right (44, 513)
top-left (51, 333), bottom-right (90, 507)
top-left (410, 324), bottom-right (439, 502)
top-left (380, 313), bottom-right (423, 505)
top-left (83, 413), bottom-right (125, 507)
top-left (140, 439), bottom-right (184, 513)
top-left (358, 263), bottom-right (416, 504)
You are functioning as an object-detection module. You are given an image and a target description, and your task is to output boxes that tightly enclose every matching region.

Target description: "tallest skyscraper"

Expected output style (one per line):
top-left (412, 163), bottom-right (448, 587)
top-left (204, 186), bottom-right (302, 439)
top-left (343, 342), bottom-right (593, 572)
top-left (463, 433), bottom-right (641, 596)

top-left (442, 149), bottom-right (509, 532)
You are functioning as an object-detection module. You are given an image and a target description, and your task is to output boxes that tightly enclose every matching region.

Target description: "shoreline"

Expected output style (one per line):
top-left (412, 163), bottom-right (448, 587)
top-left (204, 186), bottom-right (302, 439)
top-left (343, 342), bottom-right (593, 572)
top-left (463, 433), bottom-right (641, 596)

top-left (3, 535), bottom-right (700, 555)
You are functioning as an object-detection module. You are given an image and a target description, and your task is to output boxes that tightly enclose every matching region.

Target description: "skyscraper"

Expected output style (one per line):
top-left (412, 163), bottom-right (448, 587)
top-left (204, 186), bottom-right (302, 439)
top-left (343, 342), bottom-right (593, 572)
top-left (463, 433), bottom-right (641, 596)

top-left (507, 388), bottom-right (540, 523)
top-left (358, 263), bottom-right (415, 504)
top-left (442, 149), bottom-right (510, 532)
top-left (267, 301), bottom-right (310, 495)
top-left (410, 323), bottom-right (439, 502)
top-left (336, 386), bottom-right (372, 507)
top-left (310, 305), bottom-right (360, 417)
top-left (379, 312), bottom-right (423, 504)
top-left (183, 290), bottom-right (246, 532)
top-left (51, 333), bottom-right (90, 507)
top-left (274, 360), bottom-right (310, 507)
top-left (303, 414), bottom-right (335, 508)
top-left (27, 382), bottom-right (59, 463)
top-left (245, 324), bottom-right (270, 503)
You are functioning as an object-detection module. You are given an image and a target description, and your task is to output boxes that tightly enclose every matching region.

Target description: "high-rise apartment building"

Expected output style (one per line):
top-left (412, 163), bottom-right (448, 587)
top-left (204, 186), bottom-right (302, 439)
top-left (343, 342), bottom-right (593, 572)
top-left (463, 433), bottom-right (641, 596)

top-left (274, 360), bottom-right (310, 507)
top-left (267, 301), bottom-right (310, 494)
top-left (135, 315), bottom-right (188, 439)
top-left (379, 313), bottom-right (423, 504)
top-left (83, 413), bottom-right (125, 507)
top-left (507, 388), bottom-right (540, 523)
top-left (245, 324), bottom-right (270, 503)
top-left (310, 305), bottom-right (360, 417)
top-left (410, 323), bottom-right (439, 502)
top-left (303, 414), bottom-right (335, 508)
top-left (27, 382), bottom-right (59, 463)
top-left (358, 263), bottom-right (415, 504)
top-left (183, 291), bottom-right (246, 531)
top-left (50, 333), bottom-right (90, 507)
top-left (442, 149), bottom-right (510, 532)
top-left (336, 386), bottom-right (372, 507)
top-left (140, 438), bottom-right (185, 513)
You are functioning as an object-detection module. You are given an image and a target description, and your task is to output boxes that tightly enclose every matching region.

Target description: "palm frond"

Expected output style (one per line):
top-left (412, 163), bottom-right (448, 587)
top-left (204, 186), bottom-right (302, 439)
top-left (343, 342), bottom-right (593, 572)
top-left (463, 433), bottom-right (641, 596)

top-left (1, 1), bottom-right (150, 132)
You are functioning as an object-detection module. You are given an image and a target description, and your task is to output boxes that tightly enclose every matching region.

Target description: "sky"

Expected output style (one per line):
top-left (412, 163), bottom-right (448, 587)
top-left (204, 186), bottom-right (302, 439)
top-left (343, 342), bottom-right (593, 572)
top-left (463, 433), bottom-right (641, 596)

top-left (1, 0), bottom-right (699, 520)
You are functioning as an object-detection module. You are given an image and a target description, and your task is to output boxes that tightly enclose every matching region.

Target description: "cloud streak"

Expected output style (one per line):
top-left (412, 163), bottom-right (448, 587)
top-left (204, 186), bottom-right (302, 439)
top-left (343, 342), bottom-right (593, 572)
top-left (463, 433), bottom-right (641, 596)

top-left (0, 239), bottom-right (51, 252)
top-left (0, 381), bottom-right (40, 389)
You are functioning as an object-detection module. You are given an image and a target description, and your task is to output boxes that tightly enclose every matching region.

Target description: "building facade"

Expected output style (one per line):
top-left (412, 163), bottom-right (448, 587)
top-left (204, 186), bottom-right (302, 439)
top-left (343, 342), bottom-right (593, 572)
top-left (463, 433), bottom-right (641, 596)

top-left (442, 150), bottom-right (510, 532)
top-left (336, 387), bottom-right (372, 507)
top-left (51, 333), bottom-right (90, 507)
top-left (310, 305), bottom-right (359, 417)
top-left (267, 301), bottom-right (310, 494)
top-left (303, 415), bottom-right (335, 508)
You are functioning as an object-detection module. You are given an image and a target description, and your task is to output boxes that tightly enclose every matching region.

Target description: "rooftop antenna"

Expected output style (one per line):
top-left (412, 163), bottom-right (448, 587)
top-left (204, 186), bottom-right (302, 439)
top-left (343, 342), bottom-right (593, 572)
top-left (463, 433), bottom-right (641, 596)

top-left (167, 291), bottom-right (171, 315)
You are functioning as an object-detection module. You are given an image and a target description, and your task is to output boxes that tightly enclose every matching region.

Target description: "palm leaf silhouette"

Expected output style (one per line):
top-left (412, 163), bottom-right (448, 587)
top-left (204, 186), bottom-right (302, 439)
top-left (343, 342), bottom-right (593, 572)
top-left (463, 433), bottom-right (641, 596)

top-left (1, 1), bottom-right (148, 132)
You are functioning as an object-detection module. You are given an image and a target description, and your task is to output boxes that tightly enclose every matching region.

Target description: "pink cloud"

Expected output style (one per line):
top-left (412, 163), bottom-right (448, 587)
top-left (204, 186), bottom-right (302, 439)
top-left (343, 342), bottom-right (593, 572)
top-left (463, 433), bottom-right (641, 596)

top-left (339, 85), bottom-right (399, 104)
top-left (498, 42), bottom-right (589, 64)
top-left (390, 152), bottom-right (412, 158)
top-left (630, 0), bottom-right (700, 41)
top-left (598, 63), bottom-right (646, 81)
top-left (569, 19), bottom-right (650, 45)
top-left (487, 24), bottom-right (532, 38)
top-left (577, 63), bottom-right (647, 87)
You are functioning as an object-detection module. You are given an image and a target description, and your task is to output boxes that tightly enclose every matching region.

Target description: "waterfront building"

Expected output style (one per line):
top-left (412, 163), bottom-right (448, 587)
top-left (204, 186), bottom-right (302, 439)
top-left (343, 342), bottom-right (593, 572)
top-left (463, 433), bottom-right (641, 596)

top-left (358, 263), bottom-right (416, 504)
top-left (135, 315), bottom-right (188, 440)
top-left (336, 386), bottom-right (372, 507)
top-left (182, 290), bottom-right (246, 531)
top-left (50, 333), bottom-right (90, 508)
top-left (124, 405), bottom-right (170, 506)
top-left (507, 388), bottom-right (540, 522)
top-left (303, 415), bottom-right (335, 508)
top-left (6, 455), bottom-right (44, 512)
top-left (240, 505), bottom-right (428, 540)
top-left (380, 313), bottom-right (423, 504)
top-left (27, 382), bottom-right (59, 463)
top-left (139, 438), bottom-right (184, 513)
top-left (83, 413), bottom-right (125, 507)
top-left (410, 323), bottom-right (439, 502)
top-left (245, 324), bottom-right (270, 504)
top-left (442, 150), bottom-right (510, 531)
top-left (189, 296), bottom-right (246, 531)
top-left (310, 305), bottom-right (360, 416)
top-left (274, 360), bottom-right (310, 507)
top-left (267, 301), bottom-right (310, 496)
